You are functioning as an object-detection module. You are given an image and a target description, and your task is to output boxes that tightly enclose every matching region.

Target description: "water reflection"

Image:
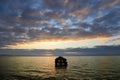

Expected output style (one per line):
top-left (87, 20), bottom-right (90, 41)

top-left (0, 56), bottom-right (120, 80)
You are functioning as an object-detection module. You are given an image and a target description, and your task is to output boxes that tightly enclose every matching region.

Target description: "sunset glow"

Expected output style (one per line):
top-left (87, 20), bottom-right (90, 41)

top-left (3, 37), bottom-right (116, 49)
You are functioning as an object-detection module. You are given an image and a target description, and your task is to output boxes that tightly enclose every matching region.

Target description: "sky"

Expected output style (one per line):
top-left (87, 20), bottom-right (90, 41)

top-left (0, 0), bottom-right (120, 55)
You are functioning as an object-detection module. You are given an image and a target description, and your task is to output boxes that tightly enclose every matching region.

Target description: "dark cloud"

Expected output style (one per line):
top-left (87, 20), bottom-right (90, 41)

top-left (0, 0), bottom-right (120, 48)
top-left (0, 45), bottom-right (120, 56)
top-left (63, 45), bottom-right (120, 56)
top-left (93, 7), bottom-right (120, 35)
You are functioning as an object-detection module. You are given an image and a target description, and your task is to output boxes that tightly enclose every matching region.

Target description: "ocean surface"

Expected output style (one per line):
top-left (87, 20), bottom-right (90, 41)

top-left (0, 56), bottom-right (120, 80)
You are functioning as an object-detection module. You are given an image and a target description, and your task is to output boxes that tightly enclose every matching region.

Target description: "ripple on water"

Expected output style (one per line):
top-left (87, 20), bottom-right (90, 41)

top-left (24, 69), bottom-right (46, 73)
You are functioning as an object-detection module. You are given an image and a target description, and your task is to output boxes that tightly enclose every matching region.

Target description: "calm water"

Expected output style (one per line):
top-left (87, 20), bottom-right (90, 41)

top-left (0, 56), bottom-right (120, 80)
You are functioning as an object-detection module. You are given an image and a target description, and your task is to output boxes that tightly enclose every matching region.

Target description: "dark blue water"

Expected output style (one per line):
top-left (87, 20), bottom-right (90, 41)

top-left (0, 56), bottom-right (120, 80)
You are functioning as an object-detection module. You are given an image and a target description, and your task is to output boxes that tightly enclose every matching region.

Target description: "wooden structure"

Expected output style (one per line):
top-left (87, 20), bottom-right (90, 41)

top-left (55, 56), bottom-right (67, 68)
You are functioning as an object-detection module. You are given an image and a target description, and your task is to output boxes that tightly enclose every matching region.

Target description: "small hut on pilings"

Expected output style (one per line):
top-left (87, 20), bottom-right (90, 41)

top-left (55, 56), bottom-right (68, 68)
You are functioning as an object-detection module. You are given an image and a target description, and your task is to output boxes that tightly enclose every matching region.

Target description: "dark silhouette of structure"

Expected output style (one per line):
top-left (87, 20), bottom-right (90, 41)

top-left (55, 56), bottom-right (67, 68)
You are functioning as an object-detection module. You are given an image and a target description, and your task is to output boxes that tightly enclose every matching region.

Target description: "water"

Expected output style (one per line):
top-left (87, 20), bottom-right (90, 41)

top-left (0, 56), bottom-right (120, 80)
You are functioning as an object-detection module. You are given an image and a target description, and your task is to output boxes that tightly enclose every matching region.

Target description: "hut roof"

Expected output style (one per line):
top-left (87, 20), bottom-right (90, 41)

top-left (55, 56), bottom-right (66, 60)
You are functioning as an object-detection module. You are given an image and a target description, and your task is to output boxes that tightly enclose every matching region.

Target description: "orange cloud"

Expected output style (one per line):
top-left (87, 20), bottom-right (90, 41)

top-left (3, 36), bottom-right (109, 49)
top-left (68, 7), bottom-right (90, 18)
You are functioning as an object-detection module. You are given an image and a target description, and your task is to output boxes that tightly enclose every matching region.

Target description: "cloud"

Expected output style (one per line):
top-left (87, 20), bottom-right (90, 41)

top-left (0, 45), bottom-right (120, 56)
top-left (99, 0), bottom-right (120, 9)
top-left (0, 0), bottom-right (120, 48)
top-left (68, 7), bottom-right (90, 18)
